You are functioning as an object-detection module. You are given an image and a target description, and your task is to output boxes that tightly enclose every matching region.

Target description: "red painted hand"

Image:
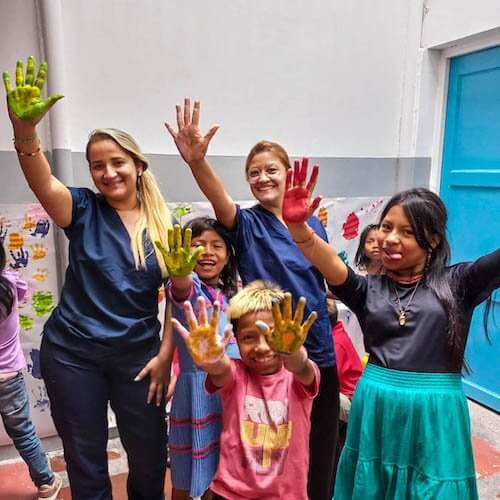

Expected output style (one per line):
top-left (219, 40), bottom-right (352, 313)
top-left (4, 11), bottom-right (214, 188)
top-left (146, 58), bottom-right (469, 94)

top-left (282, 158), bottom-right (321, 224)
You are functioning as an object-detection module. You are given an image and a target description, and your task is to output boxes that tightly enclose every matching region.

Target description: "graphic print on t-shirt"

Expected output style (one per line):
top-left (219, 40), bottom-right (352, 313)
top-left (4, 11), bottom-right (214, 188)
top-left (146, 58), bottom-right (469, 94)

top-left (240, 394), bottom-right (292, 475)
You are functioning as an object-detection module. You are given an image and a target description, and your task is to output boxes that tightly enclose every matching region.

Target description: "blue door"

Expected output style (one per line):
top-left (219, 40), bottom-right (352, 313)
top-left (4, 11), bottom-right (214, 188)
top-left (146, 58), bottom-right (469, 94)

top-left (440, 46), bottom-right (500, 411)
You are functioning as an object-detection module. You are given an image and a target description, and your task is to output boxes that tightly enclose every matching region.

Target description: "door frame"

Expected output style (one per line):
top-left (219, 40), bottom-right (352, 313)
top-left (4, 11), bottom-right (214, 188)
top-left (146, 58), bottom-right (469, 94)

top-left (429, 30), bottom-right (500, 191)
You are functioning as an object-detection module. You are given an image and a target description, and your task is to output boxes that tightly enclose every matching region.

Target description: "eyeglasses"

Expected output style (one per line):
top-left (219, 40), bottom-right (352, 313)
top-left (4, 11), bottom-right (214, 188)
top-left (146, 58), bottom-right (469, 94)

top-left (246, 166), bottom-right (282, 184)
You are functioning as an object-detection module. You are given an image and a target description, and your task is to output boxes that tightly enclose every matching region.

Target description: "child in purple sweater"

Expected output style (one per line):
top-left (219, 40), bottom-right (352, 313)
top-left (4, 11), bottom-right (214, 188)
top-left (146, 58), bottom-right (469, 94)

top-left (0, 244), bottom-right (61, 499)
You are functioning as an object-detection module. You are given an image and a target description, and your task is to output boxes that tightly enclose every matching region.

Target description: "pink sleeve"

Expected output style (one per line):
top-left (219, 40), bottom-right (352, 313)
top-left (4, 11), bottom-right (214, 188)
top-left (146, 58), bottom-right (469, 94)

top-left (4, 270), bottom-right (28, 302)
top-left (167, 278), bottom-right (195, 305)
top-left (293, 360), bottom-right (320, 399)
top-left (16, 277), bottom-right (28, 302)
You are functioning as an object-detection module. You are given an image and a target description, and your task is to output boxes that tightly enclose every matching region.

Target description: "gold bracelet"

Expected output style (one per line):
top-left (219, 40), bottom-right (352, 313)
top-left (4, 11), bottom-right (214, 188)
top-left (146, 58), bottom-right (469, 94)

top-left (15, 145), bottom-right (41, 157)
top-left (293, 227), bottom-right (315, 245)
top-left (13, 133), bottom-right (38, 144)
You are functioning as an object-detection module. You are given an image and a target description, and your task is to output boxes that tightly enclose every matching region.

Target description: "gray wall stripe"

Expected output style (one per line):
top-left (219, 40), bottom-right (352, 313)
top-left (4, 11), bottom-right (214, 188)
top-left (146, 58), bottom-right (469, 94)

top-left (0, 150), bottom-right (431, 203)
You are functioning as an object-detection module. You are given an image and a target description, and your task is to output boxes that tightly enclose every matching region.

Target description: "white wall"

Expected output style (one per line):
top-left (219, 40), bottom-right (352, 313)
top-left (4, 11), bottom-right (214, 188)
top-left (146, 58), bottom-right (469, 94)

top-left (1, 0), bottom-right (426, 159)
top-left (422, 0), bottom-right (500, 48)
top-left (0, 1), bottom-right (50, 151)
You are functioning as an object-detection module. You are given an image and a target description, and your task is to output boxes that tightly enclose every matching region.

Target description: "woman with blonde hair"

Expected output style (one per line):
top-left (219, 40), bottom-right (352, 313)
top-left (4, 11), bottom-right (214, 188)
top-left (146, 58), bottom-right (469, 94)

top-left (3, 56), bottom-right (172, 499)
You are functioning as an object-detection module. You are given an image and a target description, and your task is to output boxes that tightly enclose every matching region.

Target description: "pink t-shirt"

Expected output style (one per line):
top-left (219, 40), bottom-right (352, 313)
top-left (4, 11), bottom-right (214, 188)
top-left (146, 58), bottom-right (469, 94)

top-left (206, 359), bottom-right (320, 499)
top-left (0, 270), bottom-right (28, 373)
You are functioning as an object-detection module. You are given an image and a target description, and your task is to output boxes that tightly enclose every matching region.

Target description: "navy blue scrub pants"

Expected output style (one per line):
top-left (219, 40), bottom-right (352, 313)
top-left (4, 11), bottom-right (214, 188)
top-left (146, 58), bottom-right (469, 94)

top-left (40, 336), bottom-right (167, 500)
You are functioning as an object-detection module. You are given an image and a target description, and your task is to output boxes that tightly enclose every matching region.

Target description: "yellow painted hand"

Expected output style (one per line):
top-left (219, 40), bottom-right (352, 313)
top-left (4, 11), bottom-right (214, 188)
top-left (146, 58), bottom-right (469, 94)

top-left (257, 293), bottom-right (317, 354)
top-left (172, 297), bottom-right (233, 366)
top-left (3, 56), bottom-right (64, 122)
top-left (155, 224), bottom-right (204, 277)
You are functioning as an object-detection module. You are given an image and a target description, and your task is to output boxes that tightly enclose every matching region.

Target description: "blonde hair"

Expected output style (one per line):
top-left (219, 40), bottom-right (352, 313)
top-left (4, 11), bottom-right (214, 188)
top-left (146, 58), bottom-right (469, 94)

top-left (245, 140), bottom-right (291, 174)
top-left (86, 128), bottom-right (172, 277)
top-left (227, 280), bottom-right (284, 322)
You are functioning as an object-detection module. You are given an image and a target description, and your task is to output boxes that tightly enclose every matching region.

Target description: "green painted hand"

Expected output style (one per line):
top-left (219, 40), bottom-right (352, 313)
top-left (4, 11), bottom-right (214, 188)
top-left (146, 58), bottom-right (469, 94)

top-left (3, 56), bottom-right (64, 121)
top-left (155, 224), bottom-right (204, 277)
top-left (172, 297), bottom-right (233, 366)
top-left (256, 292), bottom-right (317, 354)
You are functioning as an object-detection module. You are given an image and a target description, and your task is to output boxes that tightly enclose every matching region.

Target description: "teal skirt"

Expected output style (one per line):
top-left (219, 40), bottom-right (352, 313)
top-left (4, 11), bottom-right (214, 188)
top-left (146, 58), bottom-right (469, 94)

top-left (334, 364), bottom-right (478, 500)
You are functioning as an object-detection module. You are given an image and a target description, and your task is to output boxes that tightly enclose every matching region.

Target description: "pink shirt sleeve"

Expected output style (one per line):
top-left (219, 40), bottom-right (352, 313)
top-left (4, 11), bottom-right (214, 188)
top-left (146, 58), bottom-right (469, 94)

top-left (292, 360), bottom-right (320, 399)
top-left (4, 270), bottom-right (28, 302)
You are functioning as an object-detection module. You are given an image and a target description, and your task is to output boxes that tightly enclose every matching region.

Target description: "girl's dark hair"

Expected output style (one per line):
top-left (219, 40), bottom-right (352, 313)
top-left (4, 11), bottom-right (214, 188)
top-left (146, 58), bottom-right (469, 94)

top-left (379, 188), bottom-right (467, 371)
top-left (0, 245), bottom-right (14, 319)
top-left (354, 224), bottom-right (379, 269)
top-left (183, 217), bottom-right (238, 298)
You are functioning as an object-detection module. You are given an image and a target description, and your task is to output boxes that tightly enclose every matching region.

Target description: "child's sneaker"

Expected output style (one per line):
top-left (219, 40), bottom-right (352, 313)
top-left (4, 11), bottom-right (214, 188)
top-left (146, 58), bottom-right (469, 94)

top-left (38, 472), bottom-right (63, 499)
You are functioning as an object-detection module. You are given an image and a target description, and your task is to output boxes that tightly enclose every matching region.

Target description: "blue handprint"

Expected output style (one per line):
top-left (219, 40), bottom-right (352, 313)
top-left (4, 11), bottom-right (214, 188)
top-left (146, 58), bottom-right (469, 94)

top-left (27, 349), bottom-right (43, 379)
top-left (31, 219), bottom-right (50, 238)
top-left (10, 248), bottom-right (29, 269)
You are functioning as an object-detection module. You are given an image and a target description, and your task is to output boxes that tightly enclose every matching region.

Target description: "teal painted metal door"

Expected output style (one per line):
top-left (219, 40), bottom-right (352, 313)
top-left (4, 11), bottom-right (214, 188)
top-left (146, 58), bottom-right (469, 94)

top-left (440, 46), bottom-right (500, 411)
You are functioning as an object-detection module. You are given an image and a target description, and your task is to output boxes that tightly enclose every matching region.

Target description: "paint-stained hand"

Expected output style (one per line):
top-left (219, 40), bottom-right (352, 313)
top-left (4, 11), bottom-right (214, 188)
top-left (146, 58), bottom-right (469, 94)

top-left (155, 224), bottom-right (204, 277)
top-left (3, 56), bottom-right (63, 123)
top-left (165, 97), bottom-right (219, 165)
top-left (256, 292), bottom-right (317, 354)
top-left (282, 158), bottom-right (321, 224)
top-left (172, 297), bottom-right (233, 366)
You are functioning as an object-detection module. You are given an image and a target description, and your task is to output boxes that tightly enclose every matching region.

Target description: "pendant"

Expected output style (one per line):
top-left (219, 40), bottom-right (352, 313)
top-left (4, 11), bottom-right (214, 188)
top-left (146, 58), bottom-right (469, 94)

top-left (399, 311), bottom-right (406, 327)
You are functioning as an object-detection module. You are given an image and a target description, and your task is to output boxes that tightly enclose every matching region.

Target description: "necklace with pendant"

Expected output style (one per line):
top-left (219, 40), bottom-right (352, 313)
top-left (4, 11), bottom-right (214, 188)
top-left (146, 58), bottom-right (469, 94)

top-left (391, 278), bottom-right (422, 327)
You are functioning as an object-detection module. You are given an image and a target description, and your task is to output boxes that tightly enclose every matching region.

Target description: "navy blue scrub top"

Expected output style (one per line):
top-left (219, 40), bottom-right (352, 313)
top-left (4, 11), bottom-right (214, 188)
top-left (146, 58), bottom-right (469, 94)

top-left (229, 204), bottom-right (335, 368)
top-left (43, 187), bottom-right (164, 358)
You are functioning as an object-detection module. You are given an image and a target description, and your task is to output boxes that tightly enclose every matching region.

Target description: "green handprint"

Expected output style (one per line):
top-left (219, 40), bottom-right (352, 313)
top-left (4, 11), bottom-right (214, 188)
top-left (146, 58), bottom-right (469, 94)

top-left (337, 250), bottom-right (349, 266)
top-left (155, 224), bottom-right (204, 277)
top-left (19, 314), bottom-right (34, 331)
top-left (172, 297), bottom-right (233, 365)
top-left (32, 291), bottom-right (54, 317)
top-left (3, 56), bottom-right (64, 121)
top-left (257, 293), bottom-right (317, 354)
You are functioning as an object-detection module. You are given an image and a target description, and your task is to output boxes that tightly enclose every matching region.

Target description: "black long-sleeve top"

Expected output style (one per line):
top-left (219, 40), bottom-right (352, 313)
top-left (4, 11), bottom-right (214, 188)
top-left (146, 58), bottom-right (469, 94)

top-left (329, 249), bottom-right (500, 373)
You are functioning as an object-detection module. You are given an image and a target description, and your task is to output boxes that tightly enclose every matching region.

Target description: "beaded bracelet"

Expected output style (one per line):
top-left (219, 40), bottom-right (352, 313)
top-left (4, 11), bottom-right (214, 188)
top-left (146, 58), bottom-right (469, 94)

top-left (13, 133), bottom-right (38, 144)
top-left (15, 145), bottom-right (41, 157)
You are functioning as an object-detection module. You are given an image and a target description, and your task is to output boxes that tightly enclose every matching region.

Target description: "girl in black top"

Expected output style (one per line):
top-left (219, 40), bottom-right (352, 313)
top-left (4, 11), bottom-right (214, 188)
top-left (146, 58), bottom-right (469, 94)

top-left (282, 160), bottom-right (499, 499)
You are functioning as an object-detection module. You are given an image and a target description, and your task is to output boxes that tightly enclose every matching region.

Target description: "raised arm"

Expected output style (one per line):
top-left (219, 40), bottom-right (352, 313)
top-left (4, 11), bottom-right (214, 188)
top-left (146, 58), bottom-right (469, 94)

top-left (283, 159), bottom-right (348, 286)
top-left (165, 98), bottom-right (237, 229)
top-left (3, 56), bottom-right (71, 227)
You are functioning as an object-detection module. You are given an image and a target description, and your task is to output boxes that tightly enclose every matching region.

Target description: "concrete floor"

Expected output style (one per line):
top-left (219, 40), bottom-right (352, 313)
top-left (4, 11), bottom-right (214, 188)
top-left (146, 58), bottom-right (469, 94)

top-left (0, 400), bottom-right (498, 499)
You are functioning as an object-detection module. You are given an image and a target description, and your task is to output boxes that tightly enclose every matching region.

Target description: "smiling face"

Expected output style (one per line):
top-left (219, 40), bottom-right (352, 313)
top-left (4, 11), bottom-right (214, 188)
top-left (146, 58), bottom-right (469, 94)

top-left (246, 151), bottom-right (288, 209)
top-left (191, 229), bottom-right (229, 287)
top-left (88, 139), bottom-right (141, 207)
top-left (235, 310), bottom-right (282, 376)
top-left (377, 204), bottom-right (428, 276)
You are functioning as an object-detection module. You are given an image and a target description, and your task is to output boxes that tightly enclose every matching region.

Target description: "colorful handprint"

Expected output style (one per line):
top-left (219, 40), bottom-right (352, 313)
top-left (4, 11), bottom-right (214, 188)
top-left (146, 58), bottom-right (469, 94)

top-left (282, 158), bottom-right (321, 225)
top-left (3, 56), bottom-right (64, 121)
top-left (155, 224), bottom-right (204, 277)
top-left (172, 297), bottom-right (233, 365)
top-left (256, 292), bottom-right (317, 354)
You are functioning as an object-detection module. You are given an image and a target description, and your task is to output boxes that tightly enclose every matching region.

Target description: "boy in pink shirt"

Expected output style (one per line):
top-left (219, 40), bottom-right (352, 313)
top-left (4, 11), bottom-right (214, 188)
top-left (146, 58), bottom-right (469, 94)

top-left (172, 280), bottom-right (320, 500)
